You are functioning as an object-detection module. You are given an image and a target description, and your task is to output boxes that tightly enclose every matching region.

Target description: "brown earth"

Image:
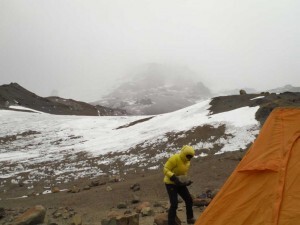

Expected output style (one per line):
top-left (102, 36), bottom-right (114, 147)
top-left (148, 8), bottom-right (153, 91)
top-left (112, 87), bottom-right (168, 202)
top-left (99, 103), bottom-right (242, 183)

top-left (0, 150), bottom-right (245, 225)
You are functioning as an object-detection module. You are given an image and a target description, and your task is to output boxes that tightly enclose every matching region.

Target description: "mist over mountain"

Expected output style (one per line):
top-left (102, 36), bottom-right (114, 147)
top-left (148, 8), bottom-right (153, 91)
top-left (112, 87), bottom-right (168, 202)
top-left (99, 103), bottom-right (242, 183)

top-left (215, 87), bottom-right (258, 96)
top-left (92, 64), bottom-right (212, 115)
top-left (213, 84), bottom-right (300, 97)
top-left (267, 84), bottom-right (300, 93)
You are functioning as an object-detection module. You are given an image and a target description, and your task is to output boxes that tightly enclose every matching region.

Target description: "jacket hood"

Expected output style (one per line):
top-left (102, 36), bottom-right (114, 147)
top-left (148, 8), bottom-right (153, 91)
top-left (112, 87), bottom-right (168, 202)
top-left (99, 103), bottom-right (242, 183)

top-left (180, 145), bottom-right (195, 162)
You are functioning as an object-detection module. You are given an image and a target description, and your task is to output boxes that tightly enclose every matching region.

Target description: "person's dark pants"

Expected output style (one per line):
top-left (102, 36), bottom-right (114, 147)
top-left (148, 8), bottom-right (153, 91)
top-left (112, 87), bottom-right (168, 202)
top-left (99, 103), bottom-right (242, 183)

top-left (165, 184), bottom-right (194, 225)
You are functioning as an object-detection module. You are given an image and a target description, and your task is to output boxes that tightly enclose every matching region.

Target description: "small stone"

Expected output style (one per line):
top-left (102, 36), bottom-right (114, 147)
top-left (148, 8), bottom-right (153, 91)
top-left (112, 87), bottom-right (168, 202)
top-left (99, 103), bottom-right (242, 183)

top-left (136, 202), bottom-right (151, 213)
top-left (153, 201), bottom-right (163, 207)
top-left (107, 211), bottom-right (123, 219)
top-left (68, 186), bottom-right (80, 193)
top-left (106, 186), bottom-right (113, 191)
top-left (124, 210), bottom-right (132, 215)
top-left (51, 187), bottom-right (60, 193)
top-left (141, 207), bottom-right (153, 216)
top-left (130, 183), bottom-right (140, 192)
top-left (71, 214), bottom-right (82, 225)
top-left (53, 212), bottom-right (62, 218)
top-left (131, 194), bottom-right (140, 204)
top-left (83, 185), bottom-right (91, 190)
top-left (117, 202), bottom-right (127, 209)
top-left (0, 207), bottom-right (5, 219)
top-left (90, 180), bottom-right (99, 187)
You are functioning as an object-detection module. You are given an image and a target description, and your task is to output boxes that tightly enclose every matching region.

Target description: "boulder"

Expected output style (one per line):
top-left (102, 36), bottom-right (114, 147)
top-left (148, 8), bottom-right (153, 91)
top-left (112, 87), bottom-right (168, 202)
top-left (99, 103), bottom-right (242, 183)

top-left (153, 201), bottom-right (163, 207)
top-left (131, 194), bottom-right (140, 204)
top-left (117, 202), bottom-right (127, 209)
top-left (154, 213), bottom-right (181, 225)
top-left (211, 189), bottom-right (219, 199)
top-left (71, 214), bottom-right (82, 225)
top-left (90, 180), bottom-right (100, 186)
top-left (68, 186), bottom-right (80, 193)
top-left (109, 175), bottom-right (121, 183)
top-left (130, 183), bottom-right (140, 192)
top-left (51, 187), bottom-right (60, 193)
top-left (12, 205), bottom-right (46, 225)
top-left (107, 211), bottom-right (123, 219)
top-left (83, 185), bottom-right (91, 190)
top-left (106, 186), bottom-right (113, 191)
top-left (91, 180), bottom-right (107, 186)
top-left (124, 210), bottom-right (132, 215)
top-left (27, 191), bottom-right (37, 197)
top-left (136, 201), bottom-right (151, 213)
top-left (102, 213), bottom-right (139, 225)
top-left (239, 89), bottom-right (247, 95)
top-left (193, 198), bottom-right (211, 207)
top-left (141, 207), bottom-right (153, 217)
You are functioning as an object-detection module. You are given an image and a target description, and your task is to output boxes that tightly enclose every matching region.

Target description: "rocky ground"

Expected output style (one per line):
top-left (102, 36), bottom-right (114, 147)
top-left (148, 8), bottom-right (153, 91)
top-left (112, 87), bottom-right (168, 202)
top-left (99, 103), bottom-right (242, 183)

top-left (0, 150), bottom-right (245, 225)
top-left (1, 86), bottom-right (299, 224)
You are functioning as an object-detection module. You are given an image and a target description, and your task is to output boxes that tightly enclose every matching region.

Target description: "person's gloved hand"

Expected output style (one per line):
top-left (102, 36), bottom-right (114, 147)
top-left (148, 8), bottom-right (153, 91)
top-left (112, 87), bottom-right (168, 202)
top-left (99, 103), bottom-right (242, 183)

top-left (170, 175), bottom-right (183, 186)
top-left (186, 180), bottom-right (193, 186)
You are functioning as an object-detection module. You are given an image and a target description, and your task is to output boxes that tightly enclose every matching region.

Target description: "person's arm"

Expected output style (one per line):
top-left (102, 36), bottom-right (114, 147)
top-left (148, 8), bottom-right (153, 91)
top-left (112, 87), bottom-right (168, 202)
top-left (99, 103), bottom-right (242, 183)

top-left (164, 156), bottom-right (183, 185)
top-left (163, 155), bottom-right (176, 178)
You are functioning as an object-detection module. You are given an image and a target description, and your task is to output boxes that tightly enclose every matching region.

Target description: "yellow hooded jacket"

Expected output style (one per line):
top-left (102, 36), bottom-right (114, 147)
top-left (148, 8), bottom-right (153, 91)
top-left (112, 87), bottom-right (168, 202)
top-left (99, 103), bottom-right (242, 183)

top-left (163, 145), bottom-right (195, 184)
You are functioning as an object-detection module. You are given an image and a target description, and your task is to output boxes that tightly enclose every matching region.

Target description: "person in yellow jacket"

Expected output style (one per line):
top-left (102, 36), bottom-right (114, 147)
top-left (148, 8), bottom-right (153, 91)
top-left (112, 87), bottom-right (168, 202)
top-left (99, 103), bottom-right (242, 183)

top-left (164, 145), bottom-right (196, 225)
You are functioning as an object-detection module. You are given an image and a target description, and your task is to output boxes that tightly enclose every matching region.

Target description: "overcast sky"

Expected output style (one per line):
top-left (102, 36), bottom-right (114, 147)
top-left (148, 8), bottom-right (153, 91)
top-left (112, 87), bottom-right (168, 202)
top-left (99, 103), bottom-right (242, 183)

top-left (0, 0), bottom-right (299, 101)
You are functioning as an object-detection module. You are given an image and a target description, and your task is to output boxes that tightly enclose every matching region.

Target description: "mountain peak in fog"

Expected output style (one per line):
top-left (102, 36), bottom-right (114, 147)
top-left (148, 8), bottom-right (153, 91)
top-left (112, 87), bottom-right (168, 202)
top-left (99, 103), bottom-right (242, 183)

top-left (92, 64), bottom-right (212, 115)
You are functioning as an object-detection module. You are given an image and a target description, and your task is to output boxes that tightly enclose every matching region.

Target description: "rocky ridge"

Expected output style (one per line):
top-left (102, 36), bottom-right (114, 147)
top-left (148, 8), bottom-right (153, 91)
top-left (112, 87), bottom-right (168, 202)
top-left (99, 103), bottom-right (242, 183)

top-left (0, 83), bottom-right (127, 116)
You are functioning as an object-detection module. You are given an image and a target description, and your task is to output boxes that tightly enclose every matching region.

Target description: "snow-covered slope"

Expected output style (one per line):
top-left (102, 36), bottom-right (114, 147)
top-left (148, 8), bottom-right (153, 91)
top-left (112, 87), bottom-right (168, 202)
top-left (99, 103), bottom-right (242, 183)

top-left (0, 99), bottom-right (260, 186)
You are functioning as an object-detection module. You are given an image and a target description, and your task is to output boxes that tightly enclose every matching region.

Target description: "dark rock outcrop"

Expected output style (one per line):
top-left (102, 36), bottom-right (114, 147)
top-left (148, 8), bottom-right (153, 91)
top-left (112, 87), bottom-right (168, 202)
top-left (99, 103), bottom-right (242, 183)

top-left (0, 83), bottom-right (127, 116)
top-left (209, 92), bottom-right (300, 126)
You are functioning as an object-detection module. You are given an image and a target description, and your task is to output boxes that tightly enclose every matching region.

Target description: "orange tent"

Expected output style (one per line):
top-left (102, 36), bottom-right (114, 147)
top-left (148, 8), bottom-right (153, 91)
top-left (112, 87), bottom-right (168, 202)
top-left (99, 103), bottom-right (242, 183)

top-left (195, 107), bottom-right (300, 225)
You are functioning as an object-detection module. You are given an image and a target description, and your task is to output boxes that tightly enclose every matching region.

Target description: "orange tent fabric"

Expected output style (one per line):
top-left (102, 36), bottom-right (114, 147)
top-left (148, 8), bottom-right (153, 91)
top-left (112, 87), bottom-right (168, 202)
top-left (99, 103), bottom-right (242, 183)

top-left (195, 108), bottom-right (300, 225)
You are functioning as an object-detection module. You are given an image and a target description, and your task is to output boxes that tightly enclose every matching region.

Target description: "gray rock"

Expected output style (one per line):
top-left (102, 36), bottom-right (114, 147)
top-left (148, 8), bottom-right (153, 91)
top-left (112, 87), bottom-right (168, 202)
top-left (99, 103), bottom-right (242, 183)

top-left (83, 185), bottom-right (91, 190)
top-left (130, 183), bottom-right (140, 192)
top-left (193, 198), bottom-right (211, 207)
top-left (90, 180), bottom-right (100, 186)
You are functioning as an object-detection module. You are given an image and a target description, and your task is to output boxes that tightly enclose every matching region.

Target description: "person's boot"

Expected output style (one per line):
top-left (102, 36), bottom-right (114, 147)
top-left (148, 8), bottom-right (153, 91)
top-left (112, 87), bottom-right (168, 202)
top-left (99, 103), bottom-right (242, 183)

top-left (187, 218), bottom-right (196, 224)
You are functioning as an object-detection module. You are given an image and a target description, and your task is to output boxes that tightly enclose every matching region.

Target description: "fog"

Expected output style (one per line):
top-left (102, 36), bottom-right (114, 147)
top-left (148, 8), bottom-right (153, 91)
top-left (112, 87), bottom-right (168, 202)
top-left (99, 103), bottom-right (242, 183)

top-left (1, 0), bottom-right (299, 101)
